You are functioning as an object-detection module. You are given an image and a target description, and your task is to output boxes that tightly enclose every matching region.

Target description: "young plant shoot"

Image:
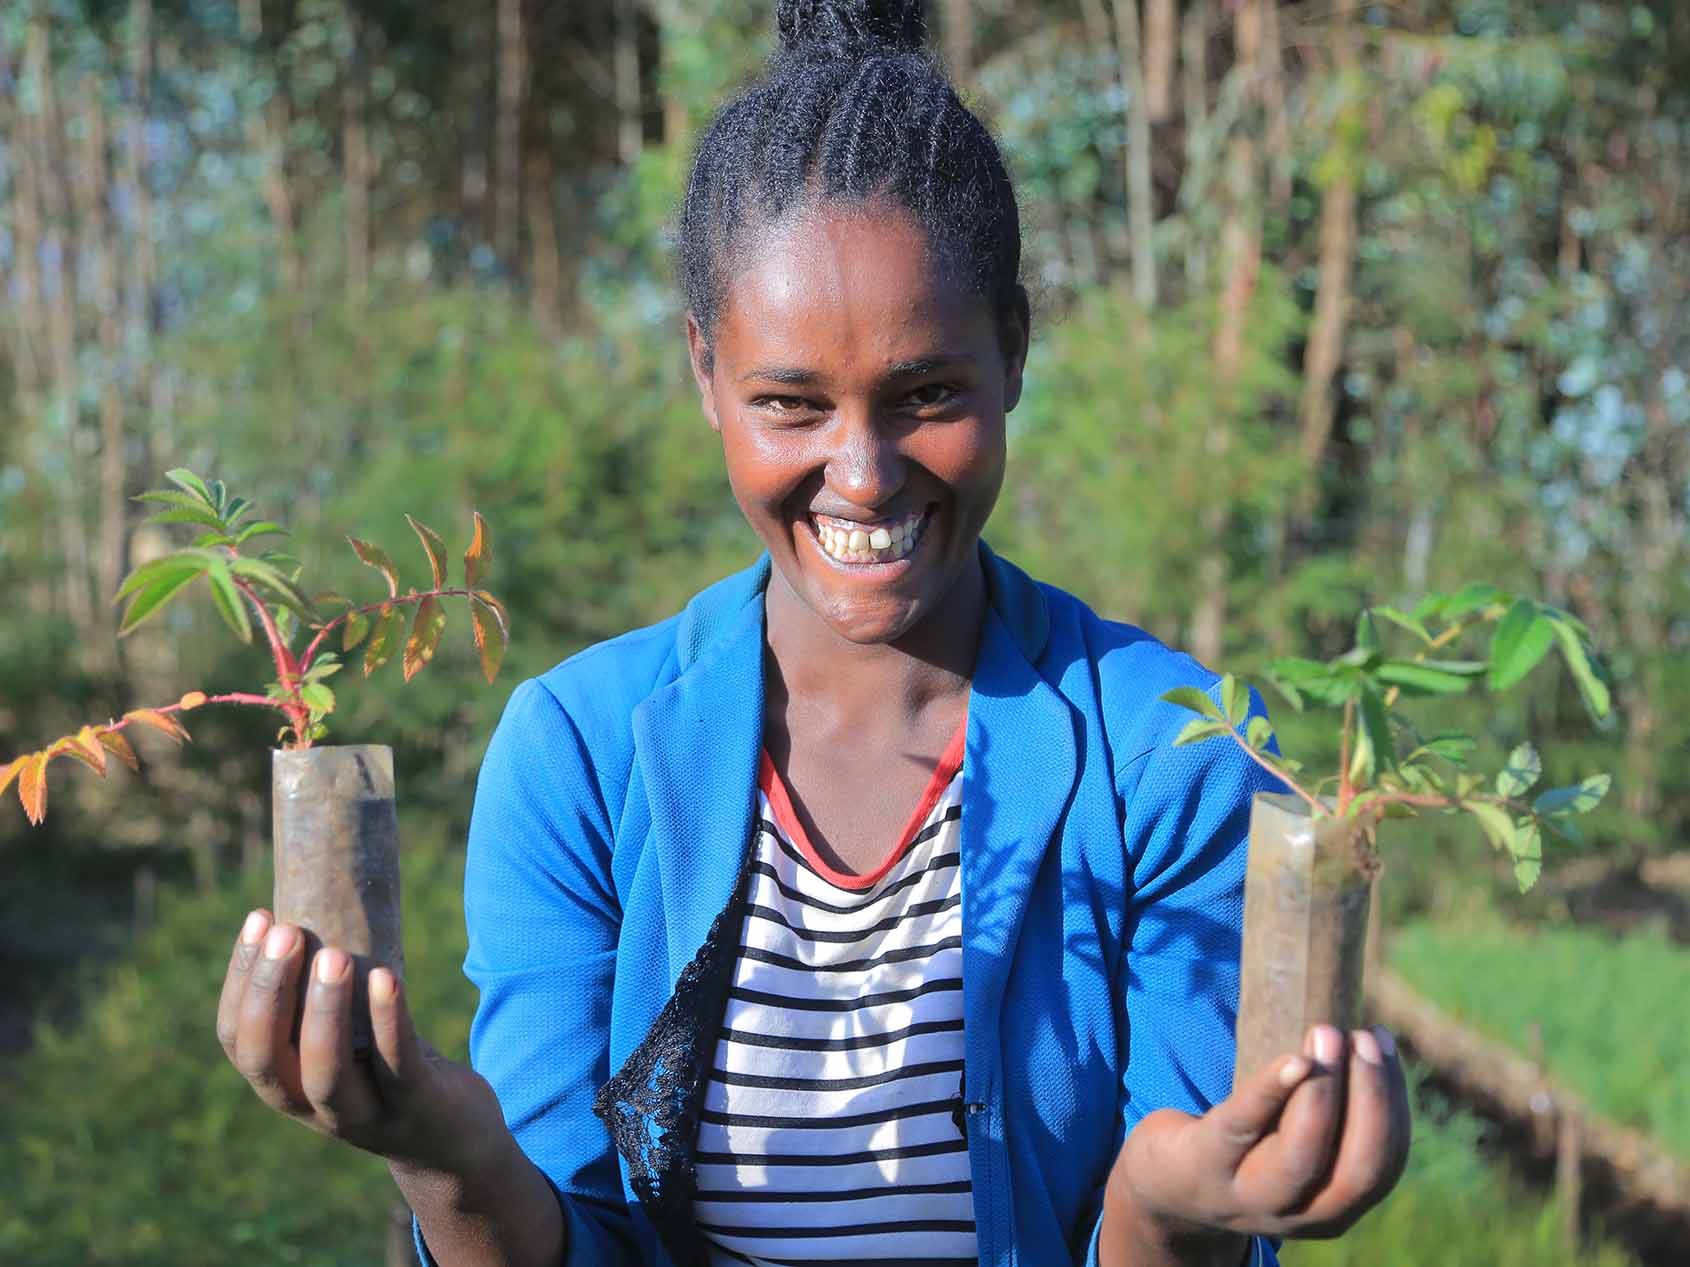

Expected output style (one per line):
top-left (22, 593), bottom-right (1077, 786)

top-left (0, 469), bottom-right (509, 824)
top-left (1163, 585), bottom-right (1613, 893)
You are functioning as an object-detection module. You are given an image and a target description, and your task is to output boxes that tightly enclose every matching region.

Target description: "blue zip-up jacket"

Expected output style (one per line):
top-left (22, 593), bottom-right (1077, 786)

top-left (419, 545), bottom-right (1279, 1267)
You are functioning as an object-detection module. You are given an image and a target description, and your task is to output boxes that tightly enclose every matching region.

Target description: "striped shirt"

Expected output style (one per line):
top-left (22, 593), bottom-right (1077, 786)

top-left (695, 725), bottom-right (977, 1266)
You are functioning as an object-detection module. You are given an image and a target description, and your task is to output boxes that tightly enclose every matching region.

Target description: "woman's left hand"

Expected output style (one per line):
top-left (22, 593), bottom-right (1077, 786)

top-left (1106, 1024), bottom-right (1411, 1254)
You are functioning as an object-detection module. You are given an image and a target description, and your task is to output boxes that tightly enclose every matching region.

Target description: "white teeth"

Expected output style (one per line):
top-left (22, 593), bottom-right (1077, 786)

top-left (811, 509), bottom-right (927, 565)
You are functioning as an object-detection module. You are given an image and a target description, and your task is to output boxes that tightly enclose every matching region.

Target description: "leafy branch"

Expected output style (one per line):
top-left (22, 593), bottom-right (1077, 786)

top-left (2, 470), bottom-right (510, 826)
top-left (1163, 585), bottom-right (1613, 892)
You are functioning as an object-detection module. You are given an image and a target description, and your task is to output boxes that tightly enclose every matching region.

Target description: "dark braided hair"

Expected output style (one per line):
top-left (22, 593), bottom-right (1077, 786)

top-left (679, 0), bottom-right (1025, 360)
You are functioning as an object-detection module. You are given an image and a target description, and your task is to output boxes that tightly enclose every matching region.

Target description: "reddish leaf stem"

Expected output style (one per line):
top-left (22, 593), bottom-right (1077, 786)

top-left (1217, 724), bottom-right (1326, 816)
top-left (229, 574), bottom-right (306, 741)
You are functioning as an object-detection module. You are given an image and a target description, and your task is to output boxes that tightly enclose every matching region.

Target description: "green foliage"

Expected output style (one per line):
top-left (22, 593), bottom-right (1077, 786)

top-left (1391, 918), bottom-right (1690, 1160)
top-left (0, 819), bottom-right (477, 1266)
top-left (1160, 588), bottom-right (1612, 890)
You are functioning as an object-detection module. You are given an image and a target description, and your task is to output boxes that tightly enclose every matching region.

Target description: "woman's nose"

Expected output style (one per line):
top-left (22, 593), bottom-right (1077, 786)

top-left (827, 413), bottom-right (905, 508)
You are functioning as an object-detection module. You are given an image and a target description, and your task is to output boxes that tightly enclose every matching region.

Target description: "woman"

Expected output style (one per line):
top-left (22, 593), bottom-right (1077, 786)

top-left (216, 3), bottom-right (1410, 1264)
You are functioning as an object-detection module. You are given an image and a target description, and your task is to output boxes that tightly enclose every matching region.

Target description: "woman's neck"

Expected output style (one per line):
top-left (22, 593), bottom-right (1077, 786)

top-left (763, 552), bottom-right (987, 728)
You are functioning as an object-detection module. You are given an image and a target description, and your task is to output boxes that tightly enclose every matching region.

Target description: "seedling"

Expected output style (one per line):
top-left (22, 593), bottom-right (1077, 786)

top-left (0, 468), bottom-right (509, 824)
top-left (1163, 584), bottom-right (1612, 893)
top-left (1163, 585), bottom-right (1613, 1079)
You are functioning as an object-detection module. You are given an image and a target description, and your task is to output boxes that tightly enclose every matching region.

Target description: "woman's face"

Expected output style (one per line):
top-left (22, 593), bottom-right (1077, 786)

top-left (689, 200), bottom-right (1027, 647)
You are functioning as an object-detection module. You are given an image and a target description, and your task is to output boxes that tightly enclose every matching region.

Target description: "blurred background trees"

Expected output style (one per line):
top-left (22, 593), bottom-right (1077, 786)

top-left (1, 1), bottom-right (1687, 1262)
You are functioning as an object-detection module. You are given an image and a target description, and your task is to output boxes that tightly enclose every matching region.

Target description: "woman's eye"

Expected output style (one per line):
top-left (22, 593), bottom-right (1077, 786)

top-left (753, 395), bottom-right (812, 415)
top-left (903, 382), bottom-right (959, 409)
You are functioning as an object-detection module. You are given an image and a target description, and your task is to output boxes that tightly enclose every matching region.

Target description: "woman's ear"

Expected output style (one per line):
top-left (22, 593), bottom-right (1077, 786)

top-left (999, 286), bottom-right (1032, 413)
top-left (686, 312), bottom-right (722, 433)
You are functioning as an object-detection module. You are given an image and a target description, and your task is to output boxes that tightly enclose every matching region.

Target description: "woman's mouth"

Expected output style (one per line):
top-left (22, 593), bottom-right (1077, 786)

top-left (809, 508), bottom-right (930, 565)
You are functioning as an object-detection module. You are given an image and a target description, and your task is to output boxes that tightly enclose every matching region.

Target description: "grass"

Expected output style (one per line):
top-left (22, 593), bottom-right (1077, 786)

top-left (1389, 916), bottom-right (1690, 1159)
top-left (1288, 1071), bottom-right (1635, 1267)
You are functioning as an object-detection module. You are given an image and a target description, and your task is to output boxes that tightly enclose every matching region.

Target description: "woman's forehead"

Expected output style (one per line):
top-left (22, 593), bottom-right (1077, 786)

top-left (715, 200), bottom-right (995, 372)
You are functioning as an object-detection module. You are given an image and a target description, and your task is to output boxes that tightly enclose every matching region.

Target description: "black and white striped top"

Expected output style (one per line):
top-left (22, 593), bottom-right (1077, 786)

top-left (695, 726), bottom-right (977, 1266)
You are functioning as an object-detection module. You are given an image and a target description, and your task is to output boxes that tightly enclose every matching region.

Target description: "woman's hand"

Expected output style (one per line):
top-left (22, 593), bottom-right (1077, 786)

top-left (1104, 1024), bottom-right (1411, 1260)
top-left (214, 908), bottom-right (504, 1177)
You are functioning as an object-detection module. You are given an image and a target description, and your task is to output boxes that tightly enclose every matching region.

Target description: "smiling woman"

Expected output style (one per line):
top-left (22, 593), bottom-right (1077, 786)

top-left (212, 3), bottom-right (1410, 1266)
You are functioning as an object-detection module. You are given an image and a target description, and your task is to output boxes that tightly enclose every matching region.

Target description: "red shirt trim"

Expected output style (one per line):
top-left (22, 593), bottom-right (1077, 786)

top-left (758, 718), bottom-right (968, 893)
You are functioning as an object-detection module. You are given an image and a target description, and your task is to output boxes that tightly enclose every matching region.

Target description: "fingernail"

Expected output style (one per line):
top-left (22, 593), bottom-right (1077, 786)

top-left (369, 967), bottom-right (395, 1005)
top-left (1373, 1026), bottom-right (1397, 1060)
top-left (1278, 1056), bottom-right (1309, 1087)
top-left (241, 910), bottom-right (269, 944)
top-left (315, 947), bottom-right (348, 985)
top-left (1353, 1028), bottom-right (1383, 1066)
top-left (263, 925), bottom-right (296, 960)
top-left (1313, 1025), bottom-right (1342, 1067)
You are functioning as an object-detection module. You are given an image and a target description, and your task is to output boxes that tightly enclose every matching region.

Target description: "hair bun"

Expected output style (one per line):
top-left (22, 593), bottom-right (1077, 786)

top-left (775, 0), bottom-right (928, 63)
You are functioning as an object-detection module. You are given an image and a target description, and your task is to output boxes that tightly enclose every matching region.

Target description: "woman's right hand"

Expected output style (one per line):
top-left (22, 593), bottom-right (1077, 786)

top-left (215, 908), bottom-right (506, 1178)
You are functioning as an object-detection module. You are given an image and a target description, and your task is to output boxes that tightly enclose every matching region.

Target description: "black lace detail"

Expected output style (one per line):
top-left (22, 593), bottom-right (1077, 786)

top-left (593, 831), bottom-right (757, 1267)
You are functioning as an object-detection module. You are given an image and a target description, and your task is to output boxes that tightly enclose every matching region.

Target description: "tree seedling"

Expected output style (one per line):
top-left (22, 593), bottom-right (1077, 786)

top-left (1, 469), bottom-right (509, 825)
top-left (1164, 584), bottom-right (1613, 891)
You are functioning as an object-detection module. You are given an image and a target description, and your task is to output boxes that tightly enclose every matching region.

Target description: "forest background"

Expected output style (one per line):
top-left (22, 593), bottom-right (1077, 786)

top-left (1, 1), bottom-right (1686, 1263)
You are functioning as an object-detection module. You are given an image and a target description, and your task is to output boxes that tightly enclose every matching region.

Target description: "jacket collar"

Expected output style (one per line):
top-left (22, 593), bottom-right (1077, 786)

top-left (630, 543), bottom-right (1076, 987)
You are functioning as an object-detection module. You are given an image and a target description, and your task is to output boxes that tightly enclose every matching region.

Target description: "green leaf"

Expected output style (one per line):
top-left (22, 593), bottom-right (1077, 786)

top-left (402, 595), bottom-right (446, 682)
top-left (1161, 686), bottom-right (1224, 722)
top-left (1466, 801), bottom-right (1516, 853)
top-left (1266, 656), bottom-right (1361, 706)
top-left (164, 468), bottom-right (213, 505)
top-left (342, 610), bottom-right (371, 652)
top-left (1532, 774), bottom-right (1611, 817)
top-left (406, 515), bottom-right (449, 590)
top-left (1355, 610), bottom-right (1381, 658)
top-left (1349, 683), bottom-right (1394, 786)
top-left (114, 552), bottom-right (203, 602)
top-left (349, 537), bottom-right (400, 598)
top-left (1512, 822), bottom-right (1543, 893)
top-left (1549, 619), bottom-right (1612, 722)
top-left (1488, 600), bottom-right (1555, 690)
top-left (1495, 743), bottom-right (1542, 800)
top-left (191, 532), bottom-right (238, 548)
top-left (1407, 732), bottom-right (1477, 766)
top-left (227, 556), bottom-right (317, 622)
top-left (303, 655), bottom-right (343, 682)
top-left (363, 603), bottom-right (406, 676)
top-left (223, 496), bottom-right (251, 525)
top-left (204, 558), bottom-right (253, 644)
top-left (1375, 660), bottom-right (1479, 696)
top-left (142, 505), bottom-right (227, 531)
top-left (1246, 715), bottom-right (1274, 751)
top-left (1172, 718), bottom-right (1230, 747)
top-left (1372, 605), bottom-right (1434, 643)
top-left (1439, 582), bottom-right (1508, 619)
top-left (234, 521), bottom-right (288, 545)
top-left (300, 683), bottom-right (336, 715)
top-left (209, 479), bottom-right (227, 514)
top-left (135, 489), bottom-right (210, 511)
top-left (116, 563), bottom-right (204, 633)
top-left (1220, 674), bottom-right (1248, 727)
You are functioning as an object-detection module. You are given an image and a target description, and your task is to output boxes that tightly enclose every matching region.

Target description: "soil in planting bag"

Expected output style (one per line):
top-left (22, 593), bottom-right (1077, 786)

top-left (1234, 791), bottom-right (1377, 1084)
top-left (272, 744), bottom-right (404, 1052)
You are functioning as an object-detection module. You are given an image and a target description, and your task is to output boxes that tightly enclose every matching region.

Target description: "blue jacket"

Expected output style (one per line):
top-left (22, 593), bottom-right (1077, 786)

top-left (419, 545), bottom-right (1278, 1267)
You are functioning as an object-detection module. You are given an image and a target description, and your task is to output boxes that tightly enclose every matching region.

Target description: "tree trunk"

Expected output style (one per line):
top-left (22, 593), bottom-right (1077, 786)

top-left (615, 0), bottom-right (643, 166)
top-left (495, 0), bottom-right (526, 267)
top-left (940, 0), bottom-right (975, 82)
top-left (1144, 0), bottom-right (1176, 123)
top-left (343, 10), bottom-right (371, 308)
top-left (121, 0), bottom-right (162, 475)
top-left (1258, 0), bottom-right (1291, 209)
top-left (26, 8), bottom-right (99, 644)
top-left (1190, 2), bottom-right (1264, 666)
top-left (1293, 0), bottom-right (1359, 527)
top-left (241, 0), bottom-right (301, 294)
top-left (1180, 0), bottom-right (1210, 287)
top-left (1112, 0), bottom-right (1158, 308)
top-left (525, 148), bottom-right (564, 339)
top-left (73, 86), bottom-right (129, 649)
